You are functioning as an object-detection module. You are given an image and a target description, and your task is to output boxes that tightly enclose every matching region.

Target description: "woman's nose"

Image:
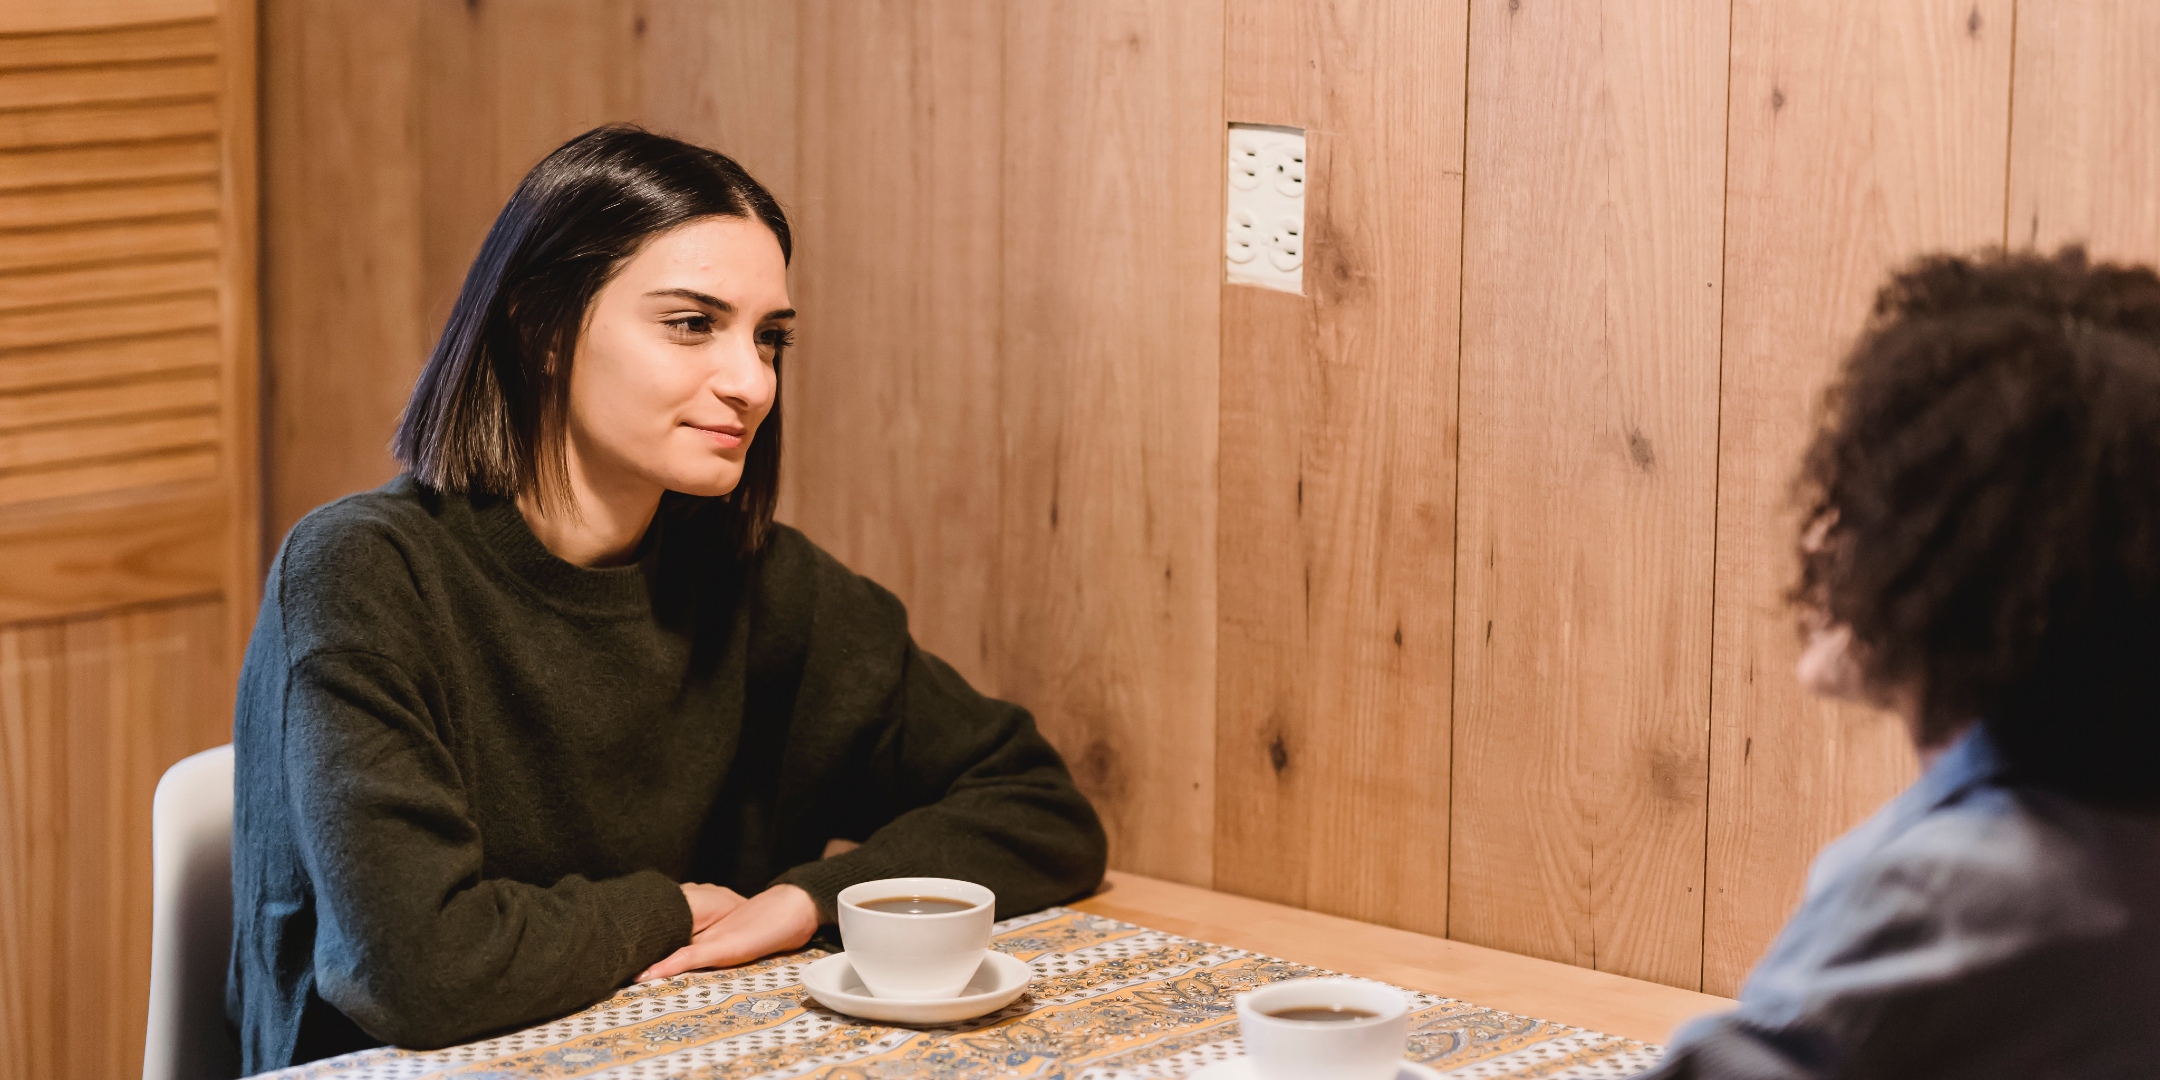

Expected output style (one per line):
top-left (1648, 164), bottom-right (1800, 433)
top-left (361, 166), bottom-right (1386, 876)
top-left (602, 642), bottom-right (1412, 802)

top-left (706, 332), bottom-right (771, 410)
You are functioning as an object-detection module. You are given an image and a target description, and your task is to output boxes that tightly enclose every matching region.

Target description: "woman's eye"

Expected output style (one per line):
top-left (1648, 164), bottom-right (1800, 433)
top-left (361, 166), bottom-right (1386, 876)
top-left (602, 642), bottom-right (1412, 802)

top-left (759, 327), bottom-right (797, 355)
top-left (664, 315), bottom-right (712, 340)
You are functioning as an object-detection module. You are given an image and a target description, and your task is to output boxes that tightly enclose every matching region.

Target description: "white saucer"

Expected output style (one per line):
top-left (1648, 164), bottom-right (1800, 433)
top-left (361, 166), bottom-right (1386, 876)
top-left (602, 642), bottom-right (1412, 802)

top-left (1185, 1060), bottom-right (1442, 1080)
top-left (800, 949), bottom-right (1032, 1025)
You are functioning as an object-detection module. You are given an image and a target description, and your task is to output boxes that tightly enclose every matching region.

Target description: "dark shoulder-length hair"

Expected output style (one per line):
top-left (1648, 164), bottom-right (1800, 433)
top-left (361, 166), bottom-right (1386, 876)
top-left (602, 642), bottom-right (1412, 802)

top-left (392, 124), bottom-right (791, 555)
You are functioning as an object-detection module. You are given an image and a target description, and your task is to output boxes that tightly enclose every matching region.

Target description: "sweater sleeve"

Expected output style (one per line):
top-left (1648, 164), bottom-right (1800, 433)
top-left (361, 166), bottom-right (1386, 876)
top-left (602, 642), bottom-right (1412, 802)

top-left (281, 647), bottom-right (691, 1050)
top-left (772, 644), bottom-right (1110, 920)
top-left (762, 532), bottom-right (1109, 920)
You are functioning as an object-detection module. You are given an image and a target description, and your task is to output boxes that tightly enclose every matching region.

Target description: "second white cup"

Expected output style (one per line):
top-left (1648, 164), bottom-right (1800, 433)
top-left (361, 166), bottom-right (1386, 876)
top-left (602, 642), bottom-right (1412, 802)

top-left (1236, 976), bottom-right (1411, 1080)
top-left (836, 877), bottom-right (996, 999)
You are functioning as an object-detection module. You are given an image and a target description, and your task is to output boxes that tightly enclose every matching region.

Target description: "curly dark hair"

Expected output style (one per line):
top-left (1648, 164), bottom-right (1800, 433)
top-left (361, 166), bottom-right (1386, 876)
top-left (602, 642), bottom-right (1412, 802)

top-left (1795, 246), bottom-right (2160, 805)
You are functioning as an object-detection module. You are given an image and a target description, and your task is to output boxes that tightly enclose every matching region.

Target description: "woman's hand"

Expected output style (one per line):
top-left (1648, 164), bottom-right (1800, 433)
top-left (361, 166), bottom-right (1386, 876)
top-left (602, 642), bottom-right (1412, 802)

top-left (682, 882), bottom-right (748, 936)
top-left (637, 883), bottom-right (820, 982)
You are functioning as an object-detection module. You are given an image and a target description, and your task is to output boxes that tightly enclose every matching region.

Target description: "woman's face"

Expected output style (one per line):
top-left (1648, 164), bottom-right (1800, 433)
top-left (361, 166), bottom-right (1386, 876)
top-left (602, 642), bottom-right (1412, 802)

top-left (566, 215), bottom-right (792, 500)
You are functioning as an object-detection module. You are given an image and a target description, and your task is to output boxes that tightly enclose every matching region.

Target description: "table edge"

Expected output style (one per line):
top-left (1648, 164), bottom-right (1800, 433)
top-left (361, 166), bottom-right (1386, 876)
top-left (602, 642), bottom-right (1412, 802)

top-left (1072, 870), bottom-right (1734, 1046)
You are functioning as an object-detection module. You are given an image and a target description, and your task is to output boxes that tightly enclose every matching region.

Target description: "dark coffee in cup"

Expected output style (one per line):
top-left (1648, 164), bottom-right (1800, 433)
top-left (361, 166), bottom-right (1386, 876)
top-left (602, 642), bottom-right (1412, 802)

top-left (1262, 1005), bottom-right (1380, 1023)
top-left (857, 896), bottom-right (975, 915)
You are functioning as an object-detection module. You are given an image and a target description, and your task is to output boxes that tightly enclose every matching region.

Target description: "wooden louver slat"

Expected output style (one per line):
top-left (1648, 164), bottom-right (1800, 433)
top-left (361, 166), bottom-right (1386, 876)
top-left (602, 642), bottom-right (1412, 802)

top-left (0, 16), bottom-right (228, 510)
top-left (0, 255), bottom-right (217, 310)
top-left (0, 328), bottom-right (218, 394)
top-left (0, 290), bottom-right (218, 352)
top-left (0, 19), bottom-right (219, 72)
top-left (0, 176), bottom-right (220, 230)
top-left (0, 58), bottom-right (219, 112)
top-left (0, 98), bottom-right (219, 151)
top-left (0, 136), bottom-right (219, 191)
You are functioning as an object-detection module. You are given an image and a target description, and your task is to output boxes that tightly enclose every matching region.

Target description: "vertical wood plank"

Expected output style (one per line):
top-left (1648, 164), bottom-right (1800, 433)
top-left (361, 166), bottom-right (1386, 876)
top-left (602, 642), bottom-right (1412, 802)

top-left (217, 0), bottom-right (264, 666)
top-left (997, 1), bottom-right (1223, 884)
top-left (483, 1), bottom-right (640, 195)
top-left (637, 0), bottom-right (799, 206)
top-left (415, 0), bottom-right (644, 373)
top-left (0, 601), bottom-right (227, 1080)
top-left (0, 620), bottom-right (65, 1080)
top-left (412, 0), bottom-right (498, 332)
top-left (789, 0), bottom-right (1002, 685)
top-left (1704, 0), bottom-right (2008, 996)
top-left (1450, 0), bottom-right (1729, 989)
top-left (266, 0), bottom-right (649, 545)
top-left (1213, 0), bottom-right (1467, 936)
top-left (65, 602), bottom-right (231, 1080)
top-left (2007, 0), bottom-right (2160, 263)
top-left (406, 0), bottom-right (635, 371)
top-left (261, 0), bottom-right (425, 546)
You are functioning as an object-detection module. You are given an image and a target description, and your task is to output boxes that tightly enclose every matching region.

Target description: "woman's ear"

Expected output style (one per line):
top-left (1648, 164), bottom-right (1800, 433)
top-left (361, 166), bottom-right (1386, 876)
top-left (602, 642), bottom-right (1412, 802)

top-left (1796, 621), bottom-right (1869, 703)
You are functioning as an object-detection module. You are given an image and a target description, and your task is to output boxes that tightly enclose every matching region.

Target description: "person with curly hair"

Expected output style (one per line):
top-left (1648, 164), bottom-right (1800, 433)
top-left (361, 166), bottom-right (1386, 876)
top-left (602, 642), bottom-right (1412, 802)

top-left (1640, 247), bottom-right (2160, 1078)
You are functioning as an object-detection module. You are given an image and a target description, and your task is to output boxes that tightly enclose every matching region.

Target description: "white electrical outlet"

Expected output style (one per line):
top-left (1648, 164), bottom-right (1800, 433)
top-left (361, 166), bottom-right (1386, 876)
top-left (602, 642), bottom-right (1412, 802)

top-left (1225, 124), bottom-right (1305, 294)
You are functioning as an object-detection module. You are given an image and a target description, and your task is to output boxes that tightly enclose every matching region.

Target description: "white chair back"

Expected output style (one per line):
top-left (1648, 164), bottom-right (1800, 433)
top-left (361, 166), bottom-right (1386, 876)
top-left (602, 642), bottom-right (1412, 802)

top-left (144, 743), bottom-right (241, 1080)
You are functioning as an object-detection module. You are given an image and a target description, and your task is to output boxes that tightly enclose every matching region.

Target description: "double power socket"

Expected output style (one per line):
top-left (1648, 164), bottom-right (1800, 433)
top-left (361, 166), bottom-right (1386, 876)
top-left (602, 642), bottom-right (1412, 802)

top-left (1224, 123), bottom-right (1306, 294)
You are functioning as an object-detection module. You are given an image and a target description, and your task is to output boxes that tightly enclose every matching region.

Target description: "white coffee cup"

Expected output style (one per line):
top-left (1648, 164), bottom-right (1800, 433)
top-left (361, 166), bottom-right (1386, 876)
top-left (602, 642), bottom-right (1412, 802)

top-left (835, 877), bottom-right (996, 999)
top-left (1236, 976), bottom-right (1411, 1080)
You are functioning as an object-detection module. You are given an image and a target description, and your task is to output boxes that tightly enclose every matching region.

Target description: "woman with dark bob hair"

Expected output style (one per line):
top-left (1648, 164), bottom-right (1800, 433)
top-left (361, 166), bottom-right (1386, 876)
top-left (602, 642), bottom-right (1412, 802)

top-left (227, 126), bottom-right (1106, 1071)
top-left (1643, 247), bottom-right (2160, 1078)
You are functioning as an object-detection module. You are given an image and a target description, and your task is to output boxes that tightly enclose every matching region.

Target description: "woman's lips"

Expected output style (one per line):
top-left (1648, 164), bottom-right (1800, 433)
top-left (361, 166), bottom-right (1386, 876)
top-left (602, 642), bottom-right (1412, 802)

top-left (685, 422), bottom-right (744, 448)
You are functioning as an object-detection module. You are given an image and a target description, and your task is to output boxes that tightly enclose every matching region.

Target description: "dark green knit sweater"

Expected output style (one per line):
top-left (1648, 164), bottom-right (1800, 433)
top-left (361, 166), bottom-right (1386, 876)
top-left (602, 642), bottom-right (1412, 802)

top-left (227, 478), bottom-right (1106, 1073)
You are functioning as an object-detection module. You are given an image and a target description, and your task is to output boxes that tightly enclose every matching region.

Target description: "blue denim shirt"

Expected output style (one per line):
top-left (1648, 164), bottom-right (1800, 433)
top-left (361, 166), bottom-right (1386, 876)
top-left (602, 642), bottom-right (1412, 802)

top-left (1639, 726), bottom-right (2160, 1079)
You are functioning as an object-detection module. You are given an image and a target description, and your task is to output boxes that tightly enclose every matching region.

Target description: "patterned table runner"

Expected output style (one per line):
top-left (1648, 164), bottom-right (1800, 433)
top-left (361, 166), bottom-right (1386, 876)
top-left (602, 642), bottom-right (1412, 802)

top-left (259, 907), bottom-right (1663, 1079)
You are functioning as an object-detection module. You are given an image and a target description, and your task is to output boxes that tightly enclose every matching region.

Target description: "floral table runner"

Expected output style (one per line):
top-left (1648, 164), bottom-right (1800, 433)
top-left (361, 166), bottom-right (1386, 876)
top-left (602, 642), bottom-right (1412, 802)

top-left (257, 907), bottom-right (1663, 1079)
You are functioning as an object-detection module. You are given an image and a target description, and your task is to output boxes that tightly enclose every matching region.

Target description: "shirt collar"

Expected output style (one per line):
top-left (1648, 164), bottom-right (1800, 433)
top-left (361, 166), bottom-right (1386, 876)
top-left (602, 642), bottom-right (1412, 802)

top-left (1800, 723), bottom-right (2004, 901)
top-left (1910, 723), bottom-right (2005, 811)
top-left (1867, 723), bottom-right (2006, 846)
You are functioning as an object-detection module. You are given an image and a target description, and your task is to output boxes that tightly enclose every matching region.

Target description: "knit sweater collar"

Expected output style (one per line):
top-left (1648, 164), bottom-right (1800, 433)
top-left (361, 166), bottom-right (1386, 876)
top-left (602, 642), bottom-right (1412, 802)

top-left (462, 490), bottom-right (658, 616)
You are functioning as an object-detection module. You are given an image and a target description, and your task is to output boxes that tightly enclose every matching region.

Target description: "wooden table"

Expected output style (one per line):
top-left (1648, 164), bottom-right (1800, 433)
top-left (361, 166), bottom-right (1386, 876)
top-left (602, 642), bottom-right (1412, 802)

top-left (1076, 871), bottom-right (1733, 1046)
top-left (264, 871), bottom-right (1740, 1078)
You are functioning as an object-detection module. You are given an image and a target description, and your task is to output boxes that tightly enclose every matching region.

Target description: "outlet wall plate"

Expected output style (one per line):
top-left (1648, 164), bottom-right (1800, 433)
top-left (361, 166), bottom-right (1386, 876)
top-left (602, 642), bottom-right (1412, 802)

top-left (1225, 123), bottom-right (1305, 294)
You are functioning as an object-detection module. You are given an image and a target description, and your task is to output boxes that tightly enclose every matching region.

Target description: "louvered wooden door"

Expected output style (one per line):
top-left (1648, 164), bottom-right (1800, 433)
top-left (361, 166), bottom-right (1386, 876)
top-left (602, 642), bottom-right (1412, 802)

top-left (0, 1), bottom-right (257, 1077)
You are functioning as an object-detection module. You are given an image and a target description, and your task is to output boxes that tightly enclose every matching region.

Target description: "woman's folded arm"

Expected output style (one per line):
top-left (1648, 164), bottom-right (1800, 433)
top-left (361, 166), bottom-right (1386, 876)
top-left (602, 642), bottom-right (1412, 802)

top-left (282, 648), bottom-right (692, 1049)
top-left (773, 641), bottom-right (1109, 919)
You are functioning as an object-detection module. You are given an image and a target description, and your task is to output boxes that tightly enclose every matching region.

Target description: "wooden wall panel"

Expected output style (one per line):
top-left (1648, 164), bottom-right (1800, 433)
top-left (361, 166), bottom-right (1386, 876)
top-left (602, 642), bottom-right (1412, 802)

top-left (637, 0), bottom-right (799, 207)
top-left (1703, 0), bottom-right (2008, 996)
top-left (260, 0), bottom-right (426, 549)
top-left (416, 0), bottom-right (641, 331)
top-left (0, 618), bottom-right (64, 1080)
top-left (789, 0), bottom-right (1002, 686)
top-left (250, 0), bottom-right (2160, 1007)
top-left (996, 1), bottom-right (1222, 885)
top-left (1449, 0), bottom-right (1728, 989)
top-left (263, 0), bottom-right (647, 548)
top-left (208, 0), bottom-right (258, 658)
top-left (2008, 0), bottom-right (2160, 263)
top-left (0, 599), bottom-right (231, 1080)
top-left (1213, 1), bottom-right (1465, 935)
